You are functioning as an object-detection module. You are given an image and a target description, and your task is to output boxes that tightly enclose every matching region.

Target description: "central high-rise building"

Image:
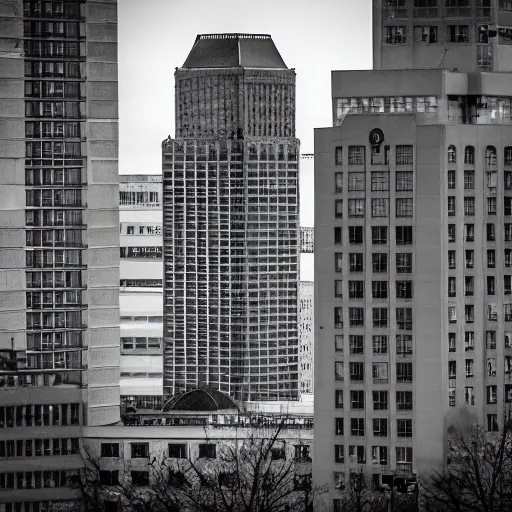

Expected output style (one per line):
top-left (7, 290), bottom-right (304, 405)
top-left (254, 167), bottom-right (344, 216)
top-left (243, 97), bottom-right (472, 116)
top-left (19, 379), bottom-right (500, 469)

top-left (162, 34), bottom-right (300, 401)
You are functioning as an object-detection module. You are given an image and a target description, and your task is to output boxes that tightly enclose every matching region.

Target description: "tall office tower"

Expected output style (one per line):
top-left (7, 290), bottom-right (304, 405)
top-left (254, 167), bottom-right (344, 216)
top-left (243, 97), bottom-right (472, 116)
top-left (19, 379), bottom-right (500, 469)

top-left (119, 175), bottom-right (163, 410)
top-left (314, 0), bottom-right (512, 507)
top-left (298, 281), bottom-right (314, 397)
top-left (0, 0), bottom-right (119, 508)
top-left (163, 34), bottom-right (300, 401)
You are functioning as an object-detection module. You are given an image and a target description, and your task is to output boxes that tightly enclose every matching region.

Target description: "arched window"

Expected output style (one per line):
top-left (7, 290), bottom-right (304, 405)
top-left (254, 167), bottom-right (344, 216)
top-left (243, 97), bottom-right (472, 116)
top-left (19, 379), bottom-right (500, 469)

top-left (464, 146), bottom-right (475, 165)
top-left (504, 146), bottom-right (512, 167)
top-left (485, 146), bottom-right (497, 168)
top-left (448, 145), bottom-right (456, 164)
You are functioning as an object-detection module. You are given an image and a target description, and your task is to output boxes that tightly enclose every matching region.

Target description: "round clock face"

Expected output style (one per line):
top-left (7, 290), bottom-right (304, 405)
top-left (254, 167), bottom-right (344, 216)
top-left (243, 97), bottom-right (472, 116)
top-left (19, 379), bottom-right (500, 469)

top-left (369, 128), bottom-right (384, 146)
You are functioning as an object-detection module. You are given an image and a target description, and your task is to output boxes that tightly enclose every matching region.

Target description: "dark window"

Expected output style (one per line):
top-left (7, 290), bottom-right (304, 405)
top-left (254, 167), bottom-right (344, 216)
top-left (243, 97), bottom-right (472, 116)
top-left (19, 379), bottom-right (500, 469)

top-left (99, 471), bottom-right (119, 486)
top-left (349, 335), bottom-right (364, 354)
top-left (349, 226), bottom-right (364, 244)
top-left (335, 418), bottom-right (344, 435)
top-left (372, 253), bottom-right (388, 273)
top-left (397, 419), bottom-right (413, 438)
top-left (396, 391), bottom-right (413, 410)
top-left (334, 227), bottom-right (342, 245)
top-left (131, 471), bottom-right (149, 487)
top-left (335, 146), bottom-right (343, 165)
top-left (350, 418), bottom-right (365, 436)
top-left (373, 418), bottom-right (388, 437)
top-left (373, 391), bottom-right (388, 410)
top-left (349, 362), bottom-right (364, 381)
top-left (372, 281), bottom-right (388, 299)
top-left (349, 281), bottom-right (364, 299)
top-left (447, 25), bottom-right (468, 43)
top-left (130, 443), bottom-right (149, 459)
top-left (373, 308), bottom-right (388, 328)
top-left (349, 253), bottom-right (364, 272)
top-left (294, 445), bottom-right (311, 462)
top-left (396, 226), bottom-right (413, 245)
top-left (198, 444), bottom-right (216, 459)
top-left (372, 226), bottom-right (387, 245)
top-left (101, 443), bottom-right (119, 458)
top-left (168, 444), bottom-right (187, 458)
top-left (397, 362), bottom-right (413, 382)
top-left (350, 390), bottom-right (365, 409)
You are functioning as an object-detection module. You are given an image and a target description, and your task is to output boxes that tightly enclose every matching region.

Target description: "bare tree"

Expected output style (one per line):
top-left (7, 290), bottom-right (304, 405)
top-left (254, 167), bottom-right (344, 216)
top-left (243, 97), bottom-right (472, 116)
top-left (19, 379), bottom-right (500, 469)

top-left (78, 420), bottom-right (327, 512)
top-left (421, 420), bottom-right (512, 512)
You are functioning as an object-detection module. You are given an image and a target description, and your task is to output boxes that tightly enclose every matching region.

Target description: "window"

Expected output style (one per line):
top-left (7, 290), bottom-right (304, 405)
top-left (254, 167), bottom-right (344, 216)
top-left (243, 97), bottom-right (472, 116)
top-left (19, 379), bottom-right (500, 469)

top-left (372, 226), bottom-right (388, 245)
top-left (465, 304), bottom-right (474, 323)
top-left (396, 226), bottom-right (413, 245)
top-left (349, 335), bottom-right (364, 355)
top-left (334, 227), bottom-right (342, 245)
top-left (487, 385), bottom-right (497, 404)
top-left (101, 443), bottom-right (119, 458)
top-left (335, 335), bottom-right (344, 353)
top-left (372, 446), bottom-right (388, 466)
top-left (373, 390), bottom-right (388, 410)
top-left (130, 443), bottom-right (149, 459)
top-left (507, 249), bottom-right (512, 268)
top-left (335, 390), bottom-right (344, 409)
top-left (486, 146), bottom-right (497, 168)
top-left (506, 224), bottom-right (512, 242)
top-left (396, 447), bottom-right (413, 464)
top-left (350, 362), bottom-right (364, 381)
top-left (396, 281), bottom-right (413, 299)
top-left (334, 307), bottom-right (343, 329)
top-left (335, 445), bottom-right (344, 464)
top-left (349, 308), bottom-right (364, 327)
top-left (506, 198), bottom-right (512, 216)
top-left (373, 335), bottom-right (388, 354)
top-left (487, 250), bottom-right (496, 268)
top-left (294, 445), bottom-right (311, 462)
top-left (349, 253), bottom-right (364, 272)
top-left (487, 414), bottom-right (499, 432)
top-left (371, 171), bottom-right (389, 191)
top-left (447, 197), bottom-right (456, 216)
top-left (397, 419), bottom-right (413, 438)
top-left (506, 146), bottom-right (512, 166)
top-left (334, 280), bottom-right (343, 298)
top-left (448, 361), bottom-right (456, 379)
top-left (348, 146), bottom-right (365, 165)
top-left (396, 391), bottom-right (413, 410)
top-left (487, 276), bottom-right (496, 295)
top-left (396, 334), bottom-right (413, 355)
top-left (335, 172), bottom-right (343, 192)
top-left (198, 444), bottom-right (216, 459)
top-left (448, 332), bottom-right (456, 352)
top-left (349, 199), bottom-right (365, 218)
top-left (373, 362), bottom-right (389, 383)
top-left (448, 277), bottom-right (456, 297)
top-left (372, 198), bottom-right (389, 217)
top-left (448, 145), bottom-right (457, 163)
top-left (372, 253), bottom-right (388, 273)
top-left (131, 471), bottom-right (149, 487)
top-left (348, 172), bottom-right (365, 191)
top-left (447, 25), bottom-right (469, 42)
top-left (350, 390), bottom-right (365, 409)
top-left (351, 418), bottom-right (365, 436)
top-left (168, 444), bottom-right (187, 458)
top-left (349, 226), bottom-right (364, 244)
top-left (349, 281), bottom-right (364, 299)
top-left (335, 200), bottom-right (343, 219)
top-left (488, 302), bottom-right (498, 321)
top-left (465, 250), bottom-right (474, 269)
top-left (373, 308), bottom-right (388, 328)
top-left (335, 418), bottom-right (344, 435)
top-left (448, 250), bottom-right (456, 269)
top-left (372, 281), bottom-right (388, 299)
top-left (506, 276), bottom-right (512, 295)
top-left (335, 253), bottom-right (343, 272)
top-left (397, 362), bottom-right (413, 382)
top-left (448, 224), bottom-right (456, 243)
top-left (464, 197), bottom-right (475, 216)
top-left (99, 470), bottom-right (119, 486)
top-left (464, 170), bottom-right (474, 190)
top-left (448, 170), bottom-right (456, 189)
top-left (465, 359), bottom-right (474, 377)
top-left (486, 331), bottom-right (496, 350)
top-left (335, 146), bottom-right (343, 165)
top-left (335, 362), bottom-right (344, 381)
top-left (465, 331), bottom-right (474, 351)
top-left (486, 197), bottom-right (497, 216)
top-left (465, 146), bottom-right (475, 165)
top-left (395, 253), bottom-right (412, 274)
top-left (396, 308), bottom-right (412, 330)
top-left (396, 145), bottom-right (413, 165)
top-left (414, 25), bottom-right (437, 43)
top-left (349, 445), bottom-right (366, 464)
top-left (385, 26), bottom-right (407, 43)
top-left (449, 387), bottom-right (456, 407)
top-left (465, 386), bottom-right (475, 405)
top-left (396, 198), bottom-right (413, 217)
top-left (465, 223), bottom-right (475, 242)
top-left (505, 305), bottom-right (512, 322)
top-left (373, 418), bottom-right (388, 437)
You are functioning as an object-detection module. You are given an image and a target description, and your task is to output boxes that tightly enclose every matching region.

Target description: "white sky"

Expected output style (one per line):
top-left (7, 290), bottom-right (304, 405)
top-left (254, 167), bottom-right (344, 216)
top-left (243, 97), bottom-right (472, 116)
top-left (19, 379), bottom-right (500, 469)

top-left (118, 0), bottom-right (373, 280)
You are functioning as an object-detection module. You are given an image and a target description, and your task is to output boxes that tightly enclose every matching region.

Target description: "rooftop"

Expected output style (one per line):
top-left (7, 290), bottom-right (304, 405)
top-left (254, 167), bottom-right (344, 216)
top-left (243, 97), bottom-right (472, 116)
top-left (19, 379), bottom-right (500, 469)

top-left (182, 33), bottom-right (288, 70)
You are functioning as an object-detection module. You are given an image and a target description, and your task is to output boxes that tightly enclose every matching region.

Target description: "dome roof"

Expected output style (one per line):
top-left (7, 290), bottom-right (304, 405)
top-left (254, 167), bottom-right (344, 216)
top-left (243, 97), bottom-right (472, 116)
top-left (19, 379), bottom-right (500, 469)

top-left (163, 388), bottom-right (240, 412)
top-left (182, 34), bottom-right (288, 70)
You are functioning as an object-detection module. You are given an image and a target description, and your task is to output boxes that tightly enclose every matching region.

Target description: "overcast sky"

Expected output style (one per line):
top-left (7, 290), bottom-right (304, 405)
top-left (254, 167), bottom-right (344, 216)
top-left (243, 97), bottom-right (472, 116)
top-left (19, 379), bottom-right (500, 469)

top-left (118, 0), bottom-right (373, 280)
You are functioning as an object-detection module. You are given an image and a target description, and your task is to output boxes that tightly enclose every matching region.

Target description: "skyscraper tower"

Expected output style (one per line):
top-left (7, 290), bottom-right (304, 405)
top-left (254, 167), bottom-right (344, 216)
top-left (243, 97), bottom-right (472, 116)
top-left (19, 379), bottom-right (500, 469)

top-left (163, 34), bottom-right (300, 401)
top-left (314, 0), bottom-right (512, 508)
top-left (0, 0), bottom-right (119, 504)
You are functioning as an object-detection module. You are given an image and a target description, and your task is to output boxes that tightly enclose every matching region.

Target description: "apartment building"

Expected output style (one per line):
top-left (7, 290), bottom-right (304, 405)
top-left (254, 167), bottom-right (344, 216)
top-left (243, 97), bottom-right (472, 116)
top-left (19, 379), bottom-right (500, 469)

top-left (119, 175), bottom-right (163, 410)
top-left (314, 0), bottom-right (512, 507)
top-left (162, 34), bottom-right (300, 401)
top-left (0, 0), bottom-right (119, 509)
top-left (299, 282), bottom-right (314, 397)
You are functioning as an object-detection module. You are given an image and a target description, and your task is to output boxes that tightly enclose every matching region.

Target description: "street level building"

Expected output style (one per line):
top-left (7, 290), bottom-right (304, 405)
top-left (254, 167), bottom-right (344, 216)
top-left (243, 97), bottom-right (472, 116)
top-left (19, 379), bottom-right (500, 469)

top-left (119, 175), bottom-right (163, 410)
top-left (314, 0), bottom-right (512, 508)
top-left (162, 34), bottom-right (300, 401)
top-left (0, 0), bottom-right (119, 509)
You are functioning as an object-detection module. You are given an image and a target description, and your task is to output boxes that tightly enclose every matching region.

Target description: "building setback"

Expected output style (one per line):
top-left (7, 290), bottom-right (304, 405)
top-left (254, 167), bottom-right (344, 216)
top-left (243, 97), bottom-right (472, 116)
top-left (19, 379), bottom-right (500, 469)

top-left (0, 0), bottom-right (119, 508)
top-left (314, 0), bottom-right (512, 508)
top-left (163, 34), bottom-right (300, 401)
